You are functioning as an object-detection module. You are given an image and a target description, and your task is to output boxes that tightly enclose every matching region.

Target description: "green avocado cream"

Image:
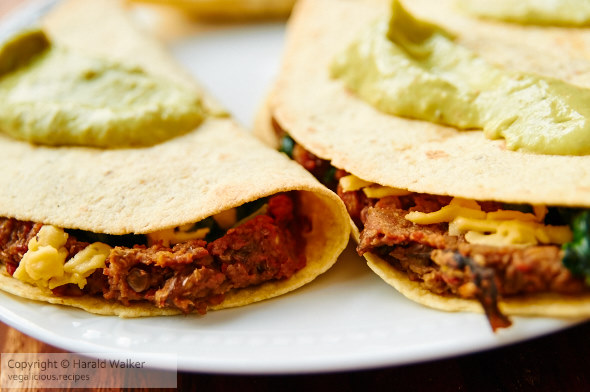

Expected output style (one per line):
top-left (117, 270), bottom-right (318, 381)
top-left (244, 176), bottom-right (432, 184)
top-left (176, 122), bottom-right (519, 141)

top-left (0, 29), bottom-right (205, 148)
top-left (456, 0), bottom-right (590, 27)
top-left (331, 0), bottom-right (590, 155)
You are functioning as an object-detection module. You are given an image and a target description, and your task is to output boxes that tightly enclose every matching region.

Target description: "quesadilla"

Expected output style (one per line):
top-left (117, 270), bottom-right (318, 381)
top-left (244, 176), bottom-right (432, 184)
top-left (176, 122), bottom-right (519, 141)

top-left (0, 0), bottom-right (349, 317)
top-left (259, 0), bottom-right (590, 329)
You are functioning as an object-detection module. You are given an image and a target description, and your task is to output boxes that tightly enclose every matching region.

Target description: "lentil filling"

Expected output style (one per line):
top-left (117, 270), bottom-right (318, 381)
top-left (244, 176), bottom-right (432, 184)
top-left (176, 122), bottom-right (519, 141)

top-left (0, 193), bottom-right (308, 314)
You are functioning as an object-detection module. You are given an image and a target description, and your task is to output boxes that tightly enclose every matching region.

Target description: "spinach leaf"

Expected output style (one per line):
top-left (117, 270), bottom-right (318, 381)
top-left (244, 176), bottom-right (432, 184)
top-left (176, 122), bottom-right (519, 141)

top-left (66, 230), bottom-right (147, 247)
top-left (562, 210), bottom-right (590, 285)
top-left (279, 134), bottom-right (295, 158)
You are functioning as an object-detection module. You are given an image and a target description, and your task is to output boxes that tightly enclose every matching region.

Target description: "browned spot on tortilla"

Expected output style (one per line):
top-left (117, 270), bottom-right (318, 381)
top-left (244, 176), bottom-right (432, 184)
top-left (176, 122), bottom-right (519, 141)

top-left (557, 33), bottom-right (587, 56)
top-left (393, 142), bottom-right (412, 152)
top-left (425, 150), bottom-right (449, 159)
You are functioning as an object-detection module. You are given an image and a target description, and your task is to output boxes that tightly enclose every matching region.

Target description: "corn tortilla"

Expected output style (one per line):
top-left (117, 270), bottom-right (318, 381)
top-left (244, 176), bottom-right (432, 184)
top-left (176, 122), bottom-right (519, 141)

top-left (264, 0), bottom-right (590, 318)
top-left (0, 0), bottom-right (350, 316)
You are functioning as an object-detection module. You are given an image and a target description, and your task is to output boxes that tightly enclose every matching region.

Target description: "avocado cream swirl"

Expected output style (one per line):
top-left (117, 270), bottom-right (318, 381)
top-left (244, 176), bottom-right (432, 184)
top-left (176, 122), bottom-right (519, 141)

top-left (331, 0), bottom-right (590, 155)
top-left (0, 29), bottom-right (205, 148)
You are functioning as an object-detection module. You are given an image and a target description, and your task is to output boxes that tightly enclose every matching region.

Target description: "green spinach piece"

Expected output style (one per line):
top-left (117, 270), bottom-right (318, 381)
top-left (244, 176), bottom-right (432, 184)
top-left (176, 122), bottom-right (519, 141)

top-left (279, 134), bottom-right (295, 158)
top-left (562, 210), bottom-right (590, 285)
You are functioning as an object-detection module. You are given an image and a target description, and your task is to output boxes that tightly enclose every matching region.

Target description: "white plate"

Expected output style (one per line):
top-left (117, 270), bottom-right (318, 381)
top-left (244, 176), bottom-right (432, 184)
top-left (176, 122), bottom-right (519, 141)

top-left (0, 1), bottom-right (583, 375)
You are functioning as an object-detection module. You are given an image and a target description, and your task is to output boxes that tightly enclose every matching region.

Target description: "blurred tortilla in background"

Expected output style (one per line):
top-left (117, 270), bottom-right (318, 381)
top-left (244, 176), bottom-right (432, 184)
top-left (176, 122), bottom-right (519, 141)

top-left (130, 0), bottom-right (296, 20)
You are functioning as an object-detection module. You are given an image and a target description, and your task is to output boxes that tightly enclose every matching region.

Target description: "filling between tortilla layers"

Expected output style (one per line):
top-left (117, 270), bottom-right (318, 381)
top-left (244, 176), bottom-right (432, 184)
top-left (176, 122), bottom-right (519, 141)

top-left (274, 124), bottom-right (589, 330)
top-left (0, 192), bottom-right (308, 315)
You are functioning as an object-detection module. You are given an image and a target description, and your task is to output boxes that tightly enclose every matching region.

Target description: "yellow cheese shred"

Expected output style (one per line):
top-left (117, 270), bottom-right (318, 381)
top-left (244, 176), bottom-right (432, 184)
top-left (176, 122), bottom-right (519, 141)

top-left (13, 225), bottom-right (111, 289)
top-left (405, 198), bottom-right (572, 247)
top-left (147, 208), bottom-right (239, 246)
top-left (147, 225), bottom-right (211, 247)
top-left (340, 174), bottom-right (411, 197)
top-left (339, 175), bottom-right (373, 192)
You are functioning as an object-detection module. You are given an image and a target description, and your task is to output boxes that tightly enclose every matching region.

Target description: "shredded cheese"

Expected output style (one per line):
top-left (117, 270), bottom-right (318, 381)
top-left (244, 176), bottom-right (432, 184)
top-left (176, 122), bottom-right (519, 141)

top-left (340, 174), bottom-right (411, 197)
top-left (406, 198), bottom-right (487, 225)
top-left (405, 197), bottom-right (572, 247)
top-left (213, 208), bottom-right (237, 230)
top-left (13, 225), bottom-right (111, 289)
top-left (147, 226), bottom-right (210, 247)
top-left (340, 175), bottom-right (373, 192)
top-left (362, 185), bottom-right (411, 198)
top-left (147, 208), bottom-right (240, 246)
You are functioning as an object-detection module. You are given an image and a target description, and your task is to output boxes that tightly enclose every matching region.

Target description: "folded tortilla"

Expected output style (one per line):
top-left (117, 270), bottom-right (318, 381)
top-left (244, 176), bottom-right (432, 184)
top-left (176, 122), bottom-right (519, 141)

top-left (261, 0), bottom-right (590, 321)
top-left (0, 0), bottom-right (349, 316)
